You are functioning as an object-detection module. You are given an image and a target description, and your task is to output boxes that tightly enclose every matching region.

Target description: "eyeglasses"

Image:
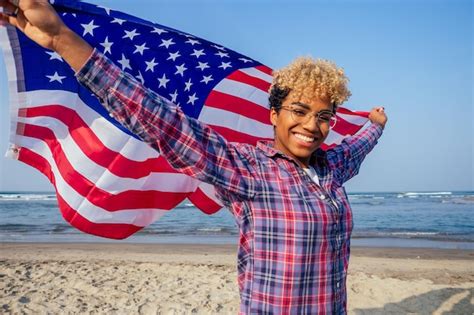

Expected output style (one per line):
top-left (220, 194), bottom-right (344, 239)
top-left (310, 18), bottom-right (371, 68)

top-left (280, 105), bottom-right (337, 128)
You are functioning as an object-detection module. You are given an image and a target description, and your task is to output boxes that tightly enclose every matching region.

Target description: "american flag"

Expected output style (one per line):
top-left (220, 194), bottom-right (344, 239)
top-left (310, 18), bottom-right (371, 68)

top-left (0, 0), bottom-right (369, 239)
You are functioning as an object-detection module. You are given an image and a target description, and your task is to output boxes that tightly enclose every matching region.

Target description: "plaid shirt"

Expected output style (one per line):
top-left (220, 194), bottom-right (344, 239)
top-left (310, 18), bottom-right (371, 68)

top-left (77, 49), bottom-right (383, 314)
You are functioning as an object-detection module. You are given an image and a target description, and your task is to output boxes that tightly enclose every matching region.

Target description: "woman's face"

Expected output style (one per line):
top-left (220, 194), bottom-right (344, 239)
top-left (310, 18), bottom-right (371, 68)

top-left (270, 92), bottom-right (333, 167)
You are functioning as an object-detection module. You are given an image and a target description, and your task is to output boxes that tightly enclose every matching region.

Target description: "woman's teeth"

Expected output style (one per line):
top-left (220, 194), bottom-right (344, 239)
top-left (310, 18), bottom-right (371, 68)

top-left (294, 133), bottom-right (314, 143)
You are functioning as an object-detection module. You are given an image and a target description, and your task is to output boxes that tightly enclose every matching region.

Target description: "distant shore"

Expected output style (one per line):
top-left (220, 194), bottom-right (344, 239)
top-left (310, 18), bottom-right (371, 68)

top-left (0, 242), bottom-right (472, 314)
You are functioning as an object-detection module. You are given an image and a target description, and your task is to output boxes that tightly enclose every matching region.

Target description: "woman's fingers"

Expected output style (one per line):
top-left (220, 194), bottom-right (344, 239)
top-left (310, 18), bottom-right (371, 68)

top-left (0, 0), bottom-right (18, 14)
top-left (0, 11), bottom-right (19, 27)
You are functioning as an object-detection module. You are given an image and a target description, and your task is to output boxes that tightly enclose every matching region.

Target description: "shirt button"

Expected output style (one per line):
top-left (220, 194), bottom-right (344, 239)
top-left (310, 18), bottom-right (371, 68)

top-left (319, 194), bottom-right (326, 200)
top-left (336, 281), bottom-right (340, 288)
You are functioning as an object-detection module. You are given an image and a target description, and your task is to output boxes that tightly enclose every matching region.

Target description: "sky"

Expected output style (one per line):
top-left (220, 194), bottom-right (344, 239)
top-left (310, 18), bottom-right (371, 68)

top-left (0, 0), bottom-right (472, 193)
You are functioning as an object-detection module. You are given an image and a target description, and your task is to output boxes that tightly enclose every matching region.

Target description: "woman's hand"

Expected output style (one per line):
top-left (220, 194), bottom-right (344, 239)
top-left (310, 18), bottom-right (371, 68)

top-left (368, 106), bottom-right (388, 129)
top-left (0, 0), bottom-right (67, 51)
top-left (0, 0), bottom-right (93, 71)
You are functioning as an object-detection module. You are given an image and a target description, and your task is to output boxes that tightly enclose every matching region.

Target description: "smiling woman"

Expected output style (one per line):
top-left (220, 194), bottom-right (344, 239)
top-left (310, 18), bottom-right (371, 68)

top-left (0, 0), bottom-right (390, 314)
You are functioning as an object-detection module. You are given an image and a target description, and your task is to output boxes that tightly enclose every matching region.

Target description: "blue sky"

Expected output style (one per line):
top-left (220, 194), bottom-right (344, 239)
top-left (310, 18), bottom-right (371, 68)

top-left (0, 0), bottom-right (472, 192)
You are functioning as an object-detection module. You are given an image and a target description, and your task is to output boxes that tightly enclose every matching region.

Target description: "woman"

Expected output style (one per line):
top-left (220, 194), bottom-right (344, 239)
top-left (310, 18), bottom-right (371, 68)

top-left (0, 1), bottom-right (387, 313)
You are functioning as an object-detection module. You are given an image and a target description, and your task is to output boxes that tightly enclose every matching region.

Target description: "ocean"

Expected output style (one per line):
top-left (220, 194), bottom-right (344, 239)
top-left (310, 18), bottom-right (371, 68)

top-left (1, 191), bottom-right (473, 249)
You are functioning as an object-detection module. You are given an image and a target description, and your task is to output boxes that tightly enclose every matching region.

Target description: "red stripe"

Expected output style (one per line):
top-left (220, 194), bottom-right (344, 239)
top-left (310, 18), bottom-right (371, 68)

top-left (209, 125), bottom-right (272, 145)
top-left (21, 105), bottom-right (179, 178)
top-left (255, 64), bottom-right (273, 75)
top-left (20, 122), bottom-right (190, 211)
top-left (337, 106), bottom-right (369, 118)
top-left (188, 188), bottom-right (222, 215)
top-left (333, 115), bottom-right (366, 136)
top-left (226, 70), bottom-right (271, 92)
top-left (205, 91), bottom-right (271, 125)
top-left (17, 147), bottom-right (143, 239)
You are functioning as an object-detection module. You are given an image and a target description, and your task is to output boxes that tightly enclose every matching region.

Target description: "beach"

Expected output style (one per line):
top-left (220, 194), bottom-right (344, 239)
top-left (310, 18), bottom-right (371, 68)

top-left (0, 243), bottom-right (472, 314)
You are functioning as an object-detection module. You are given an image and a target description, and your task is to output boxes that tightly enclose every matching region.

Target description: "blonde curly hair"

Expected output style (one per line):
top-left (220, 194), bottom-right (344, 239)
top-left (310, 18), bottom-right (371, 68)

top-left (269, 56), bottom-right (351, 110)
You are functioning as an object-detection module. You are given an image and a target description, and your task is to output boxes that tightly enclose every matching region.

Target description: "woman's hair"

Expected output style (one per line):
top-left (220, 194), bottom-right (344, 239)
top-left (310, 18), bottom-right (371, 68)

top-left (269, 56), bottom-right (351, 112)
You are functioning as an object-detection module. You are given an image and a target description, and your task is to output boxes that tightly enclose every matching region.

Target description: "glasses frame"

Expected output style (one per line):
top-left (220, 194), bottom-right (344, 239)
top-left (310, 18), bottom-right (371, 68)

top-left (280, 105), bottom-right (337, 128)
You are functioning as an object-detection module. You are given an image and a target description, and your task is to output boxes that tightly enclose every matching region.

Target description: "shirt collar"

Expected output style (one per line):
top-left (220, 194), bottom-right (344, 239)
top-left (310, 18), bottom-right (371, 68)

top-left (256, 140), bottom-right (328, 168)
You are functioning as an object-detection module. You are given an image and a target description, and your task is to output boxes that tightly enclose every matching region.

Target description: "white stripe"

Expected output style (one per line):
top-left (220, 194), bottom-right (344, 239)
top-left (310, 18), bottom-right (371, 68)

top-left (15, 136), bottom-right (167, 226)
top-left (17, 116), bottom-right (200, 192)
top-left (17, 89), bottom-right (160, 161)
top-left (212, 78), bottom-right (269, 109)
top-left (199, 106), bottom-right (273, 138)
top-left (324, 129), bottom-right (346, 146)
top-left (337, 113), bottom-right (369, 126)
top-left (239, 67), bottom-right (273, 83)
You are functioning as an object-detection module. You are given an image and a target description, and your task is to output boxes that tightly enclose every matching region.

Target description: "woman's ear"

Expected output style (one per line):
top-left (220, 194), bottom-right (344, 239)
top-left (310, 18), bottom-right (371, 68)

top-left (270, 107), bottom-right (278, 127)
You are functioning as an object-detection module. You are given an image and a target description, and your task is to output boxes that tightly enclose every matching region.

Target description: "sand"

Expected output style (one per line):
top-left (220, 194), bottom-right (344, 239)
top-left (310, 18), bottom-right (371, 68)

top-left (0, 243), bottom-right (472, 314)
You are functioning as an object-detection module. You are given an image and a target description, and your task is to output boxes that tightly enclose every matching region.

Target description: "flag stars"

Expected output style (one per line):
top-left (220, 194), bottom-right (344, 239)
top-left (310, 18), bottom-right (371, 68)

top-left (46, 72), bottom-right (67, 84)
top-left (100, 36), bottom-right (114, 54)
top-left (81, 20), bottom-right (99, 36)
top-left (212, 44), bottom-right (226, 51)
top-left (185, 38), bottom-right (200, 46)
top-left (201, 75), bottom-right (214, 84)
top-left (118, 54), bottom-right (132, 71)
top-left (187, 93), bottom-right (198, 105)
top-left (159, 38), bottom-right (175, 49)
top-left (145, 58), bottom-right (159, 72)
top-left (133, 43), bottom-right (149, 55)
top-left (123, 29), bottom-right (140, 40)
top-left (136, 71), bottom-right (145, 84)
top-left (167, 51), bottom-right (181, 62)
top-left (219, 61), bottom-right (232, 70)
top-left (169, 90), bottom-right (178, 103)
top-left (45, 51), bottom-right (63, 62)
top-left (97, 5), bottom-right (111, 15)
top-left (151, 27), bottom-right (167, 35)
top-left (239, 57), bottom-right (253, 63)
top-left (191, 49), bottom-right (205, 58)
top-left (215, 51), bottom-right (229, 58)
top-left (174, 63), bottom-right (187, 77)
top-left (184, 78), bottom-right (193, 92)
top-left (196, 62), bottom-right (210, 71)
top-left (158, 73), bottom-right (170, 88)
top-left (111, 18), bottom-right (126, 25)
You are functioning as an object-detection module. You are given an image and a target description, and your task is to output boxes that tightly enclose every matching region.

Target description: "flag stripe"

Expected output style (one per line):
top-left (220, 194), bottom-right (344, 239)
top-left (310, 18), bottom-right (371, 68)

top-left (226, 70), bottom-right (272, 92)
top-left (205, 91), bottom-right (271, 125)
top-left (212, 78), bottom-right (269, 109)
top-left (239, 67), bottom-right (273, 83)
top-left (207, 125), bottom-right (272, 145)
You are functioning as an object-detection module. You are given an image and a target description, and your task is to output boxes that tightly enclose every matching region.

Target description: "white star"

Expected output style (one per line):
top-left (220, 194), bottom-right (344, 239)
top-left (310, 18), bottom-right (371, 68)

top-left (218, 61), bottom-right (232, 70)
top-left (151, 27), bottom-right (167, 35)
top-left (45, 51), bottom-right (63, 62)
top-left (145, 58), bottom-right (158, 72)
top-left (187, 93), bottom-right (198, 105)
top-left (201, 75), bottom-right (214, 84)
top-left (97, 5), bottom-right (111, 15)
top-left (239, 57), bottom-right (253, 63)
top-left (136, 71), bottom-right (145, 84)
top-left (174, 63), bottom-right (187, 77)
top-left (81, 20), bottom-right (99, 36)
top-left (46, 72), bottom-right (66, 84)
top-left (118, 54), bottom-right (132, 71)
top-left (111, 18), bottom-right (126, 25)
top-left (190, 49), bottom-right (205, 58)
top-left (159, 38), bottom-right (175, 49)
top-left (157, 73), bottom-right (170, 88)
top-left (123, 29), bottom-right (140, 40)
top-left (196, 62), bottom-right (210, 71)
top-left (169, 90), bottom-right (178, 103)
top-left (184, 78), bottom-right (193, 92)
top-left (167, 51), bottom-right (181, 61)
top-left (100, 36), bottom-right (113, 54)
top-left (215, 51), bottom-right (229, 58)
top-left (212, 44), bottom-right (226, 51)
top-left (62, 13), bottom-right (77, 18)
top-left (185, 38), bottom-right (200, 46)
top-left (133, 43), bottom-right (149, 55)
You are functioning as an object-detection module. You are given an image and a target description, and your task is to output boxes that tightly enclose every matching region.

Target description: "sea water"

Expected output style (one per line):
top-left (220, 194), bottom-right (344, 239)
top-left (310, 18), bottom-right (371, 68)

top-left (0, 191), bottom-right (473, 249)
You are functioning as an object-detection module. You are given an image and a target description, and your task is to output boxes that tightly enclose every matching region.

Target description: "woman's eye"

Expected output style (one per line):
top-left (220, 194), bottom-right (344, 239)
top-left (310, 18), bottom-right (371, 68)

top-left (293, 110), bottom-right (307, 117)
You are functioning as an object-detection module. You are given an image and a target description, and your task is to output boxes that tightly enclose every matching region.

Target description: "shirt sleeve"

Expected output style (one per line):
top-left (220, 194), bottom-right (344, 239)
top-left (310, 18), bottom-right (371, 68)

top-left (326, 123), bottom-right (384, 186)
top-left (75, 49), bottom-right (260, 200)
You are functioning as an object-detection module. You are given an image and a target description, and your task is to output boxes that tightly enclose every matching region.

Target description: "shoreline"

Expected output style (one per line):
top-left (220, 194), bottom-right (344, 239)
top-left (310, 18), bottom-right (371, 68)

top-left (1, 242), bottom-right (472, 313)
